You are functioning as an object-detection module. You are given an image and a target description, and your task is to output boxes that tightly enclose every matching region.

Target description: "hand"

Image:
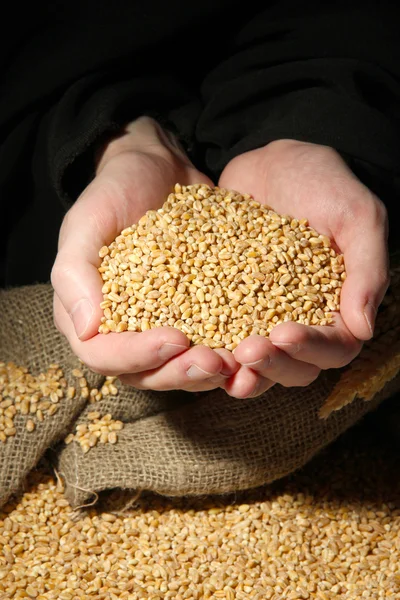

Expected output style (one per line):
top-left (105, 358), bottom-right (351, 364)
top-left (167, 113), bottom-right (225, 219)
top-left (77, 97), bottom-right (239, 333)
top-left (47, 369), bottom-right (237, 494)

top-left (218, 139), bottom-right (389, 398)
top-left (52, 117), bottom-right (238, 391)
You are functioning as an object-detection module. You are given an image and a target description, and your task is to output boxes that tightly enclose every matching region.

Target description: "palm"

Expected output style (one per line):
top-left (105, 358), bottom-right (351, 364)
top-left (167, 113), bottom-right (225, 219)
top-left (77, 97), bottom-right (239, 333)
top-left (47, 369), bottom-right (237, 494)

top-left (216, 139), bottom-right (389, 398)
top-left (70, 149), bottom-right (209, 256)
top-left (220, 140), bottom-right (363, 248)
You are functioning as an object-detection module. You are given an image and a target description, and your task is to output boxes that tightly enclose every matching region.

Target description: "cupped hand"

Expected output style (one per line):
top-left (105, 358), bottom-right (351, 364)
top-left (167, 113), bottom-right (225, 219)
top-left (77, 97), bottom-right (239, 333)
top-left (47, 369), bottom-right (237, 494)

top-left (218, 139), bottom-right (390, 398)
top-left (52, 117), bottom-right (238, 391)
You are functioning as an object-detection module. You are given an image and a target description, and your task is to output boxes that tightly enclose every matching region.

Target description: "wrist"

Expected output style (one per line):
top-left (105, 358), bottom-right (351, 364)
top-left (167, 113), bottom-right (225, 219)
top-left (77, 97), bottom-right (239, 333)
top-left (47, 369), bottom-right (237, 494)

top-left (264, 138), bottom-right (323, 155)
top-left (96, 116), bottom-right (192, 174)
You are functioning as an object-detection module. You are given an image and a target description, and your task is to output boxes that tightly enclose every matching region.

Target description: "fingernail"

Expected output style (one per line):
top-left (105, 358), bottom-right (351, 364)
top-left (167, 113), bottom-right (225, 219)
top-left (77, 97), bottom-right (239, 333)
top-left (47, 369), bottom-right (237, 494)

top-left (242, 357), bottom-right (270, 370)
top-left (246, 381), bottom-right (262, 398)
top-left (187, 364), bottom-right (214, 379)
top-left (220, 370), bottom-right (233, 377)
top-left (363, 302), bottom-right (376, 337)
top-left (273, 342), bottom-right (301, 354)
top-left (158, 343), bottom-right (187, 361)
top-left (70, 299), bottom-right (93, 338)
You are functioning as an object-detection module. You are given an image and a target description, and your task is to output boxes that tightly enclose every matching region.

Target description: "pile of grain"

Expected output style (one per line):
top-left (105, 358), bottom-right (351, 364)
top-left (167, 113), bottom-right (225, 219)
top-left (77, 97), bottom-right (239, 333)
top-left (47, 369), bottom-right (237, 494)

top-left (98, 184), bottom-right (345, 350)
top-left (0, 410), bottom-right (398, 600)
top-left (0, 362), bottom-right (118, 445)
top-left (65, 412), bottom-right (124, 453)
top-left (0, 362), bottom-right (69, 443)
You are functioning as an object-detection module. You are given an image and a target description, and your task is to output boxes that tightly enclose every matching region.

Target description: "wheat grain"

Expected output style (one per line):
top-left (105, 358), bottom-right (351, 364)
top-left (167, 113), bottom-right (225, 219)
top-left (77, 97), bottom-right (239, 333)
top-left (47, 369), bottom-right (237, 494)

top-left (98, 184), bottom-right (344, 350)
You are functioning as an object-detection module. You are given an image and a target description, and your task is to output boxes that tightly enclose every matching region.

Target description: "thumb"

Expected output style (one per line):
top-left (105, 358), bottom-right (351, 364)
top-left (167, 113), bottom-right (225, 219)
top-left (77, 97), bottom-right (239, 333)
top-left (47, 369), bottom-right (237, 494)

top-left (51, 180), bottom-right (113, 341)
top-left (52, 148), bottom-right (169, 341)
top-left (52, 147), bottom-right (212, 342)
top-left (338, 198), bottom-right (390, 341)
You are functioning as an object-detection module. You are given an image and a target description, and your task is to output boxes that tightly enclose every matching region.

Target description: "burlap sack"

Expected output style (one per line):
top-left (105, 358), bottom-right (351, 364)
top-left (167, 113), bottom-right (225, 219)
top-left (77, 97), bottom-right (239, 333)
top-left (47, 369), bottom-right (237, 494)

top-left (1, 258), bottom-right (399, 509)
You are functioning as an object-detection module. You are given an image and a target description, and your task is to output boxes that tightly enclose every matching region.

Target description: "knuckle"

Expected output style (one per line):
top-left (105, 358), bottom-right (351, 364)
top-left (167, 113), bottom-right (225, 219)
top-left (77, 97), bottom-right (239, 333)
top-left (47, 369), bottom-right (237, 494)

top-left (119, 375), bottom-right (144, 389)
top-left (57, 210), bottom-right (72, 247)
top-left (295, 370), bottom-right (321, 387)
top-left (50, 263), bottom-right (61, 289)
top-left (378, 272), bottom-right (391, 295)
top-left (222, 153), bottom-right (243, 173)
top-left (53, 313), bottom-right (63, 335)
top-left (336, 341), bottom-right (362, 369)
top-left (219, 152), bottom-right (252, 186)
top-left (344, 186), bottom-right (388, 227)
top-left (79, 353), bottom-right (110, 377)
top-left (52, 296), bottom-right (63, 333)
top-left (50, 260), bottom-right (72, 291)
top-left (228, 387), bottom-right (253, 399)
top-left (363, 193), bottom-right (388, 229)
top-left (77, 356), bottom-right (99, 374)
top-left (373, 196), bottom-right (388, 222)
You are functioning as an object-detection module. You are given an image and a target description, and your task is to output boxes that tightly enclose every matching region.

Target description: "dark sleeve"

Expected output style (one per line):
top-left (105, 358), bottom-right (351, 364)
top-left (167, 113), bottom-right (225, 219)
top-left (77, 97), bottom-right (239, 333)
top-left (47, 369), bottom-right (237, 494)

top-left (196, 1), bottom-right (400, 248)
top-left (1, 0), bottom-right (233, 286)
top-left (33, 72), bottom-right (201, 208)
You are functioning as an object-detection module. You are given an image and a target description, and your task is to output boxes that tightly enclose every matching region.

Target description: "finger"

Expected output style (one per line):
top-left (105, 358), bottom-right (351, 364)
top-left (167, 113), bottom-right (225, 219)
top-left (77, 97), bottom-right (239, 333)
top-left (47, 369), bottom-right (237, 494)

top-left (221, 365), bottom-right (275, 399)
top-left (233, 335), bottom-right (320, 387)
top-left (120, 376), bottom-right (227, 394)
top-left (119, 345), bottom-right (223, 390)
top-left (52, 155), bottom-right (178, 340)
top-left (51, 170), bottom-right (132, 341)
top-left (269, 316), bottom-right (362, 370)
top-left (119, 347), bottom-right (240, 393)
top-left (212, 348), bottom-right (241, 377)
top-left (202, 348), bottom-right (241, 390)
top-left (54, 293), bottom-right (190, 375)
top-left (333, 193), bottom-right (389, 341)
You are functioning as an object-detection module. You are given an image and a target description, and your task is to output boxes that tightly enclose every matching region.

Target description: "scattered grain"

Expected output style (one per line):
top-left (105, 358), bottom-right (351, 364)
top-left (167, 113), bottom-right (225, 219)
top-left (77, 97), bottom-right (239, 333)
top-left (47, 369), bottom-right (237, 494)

top-left (0, 362), bottom-right (119, 442)
top-left (67, 413), bottom-right (124, 452)
top-left (0, 427), bottom-right (399, 600)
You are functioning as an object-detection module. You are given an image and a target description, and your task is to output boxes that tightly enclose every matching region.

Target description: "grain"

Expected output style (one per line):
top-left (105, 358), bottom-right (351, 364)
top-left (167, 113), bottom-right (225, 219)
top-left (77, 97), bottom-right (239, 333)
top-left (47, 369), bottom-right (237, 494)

top-left (25, 419), bottom-right (35, 433)
top-left (0, 361), bottom-right (119, 442)
top-left (0, 362), bottom-right (68, 442)
top-left (0, 422), bottom-right (399, 600)
top-left (98, 184), bottom-right (344, 349)
top-left (65, 413), bottom-right (124, 453)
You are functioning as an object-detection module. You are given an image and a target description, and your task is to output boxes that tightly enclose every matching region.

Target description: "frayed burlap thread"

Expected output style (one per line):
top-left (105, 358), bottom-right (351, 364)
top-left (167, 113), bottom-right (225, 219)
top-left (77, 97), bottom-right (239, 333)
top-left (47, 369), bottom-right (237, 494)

top-left (1, 255), bottom-right (399, 509)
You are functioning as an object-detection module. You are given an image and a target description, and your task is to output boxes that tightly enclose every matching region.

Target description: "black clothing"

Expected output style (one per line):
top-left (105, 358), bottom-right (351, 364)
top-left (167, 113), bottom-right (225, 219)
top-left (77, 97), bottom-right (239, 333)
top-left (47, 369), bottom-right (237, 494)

top-left (1, 1), bottom-right (399, 286)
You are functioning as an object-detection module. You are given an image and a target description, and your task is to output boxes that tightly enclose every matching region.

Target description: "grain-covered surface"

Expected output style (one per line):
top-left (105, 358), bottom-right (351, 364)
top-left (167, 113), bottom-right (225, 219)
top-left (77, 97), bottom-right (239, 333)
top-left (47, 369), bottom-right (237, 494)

top-left (1, 403), bottom-right (399, 600)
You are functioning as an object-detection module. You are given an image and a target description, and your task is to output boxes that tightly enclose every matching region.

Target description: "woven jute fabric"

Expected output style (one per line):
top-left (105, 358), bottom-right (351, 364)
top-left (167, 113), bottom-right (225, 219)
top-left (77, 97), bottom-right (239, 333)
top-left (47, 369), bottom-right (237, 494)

top-left (1, 257), bottom-right (399, 509)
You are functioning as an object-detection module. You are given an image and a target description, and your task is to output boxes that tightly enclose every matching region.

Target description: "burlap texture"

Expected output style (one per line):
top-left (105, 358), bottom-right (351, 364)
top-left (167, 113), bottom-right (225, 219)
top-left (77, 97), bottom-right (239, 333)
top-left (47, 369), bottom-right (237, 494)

top-left (0, 286), bottom-right (191, 507)
top-left (1, 258), bottom-right (399, 509)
